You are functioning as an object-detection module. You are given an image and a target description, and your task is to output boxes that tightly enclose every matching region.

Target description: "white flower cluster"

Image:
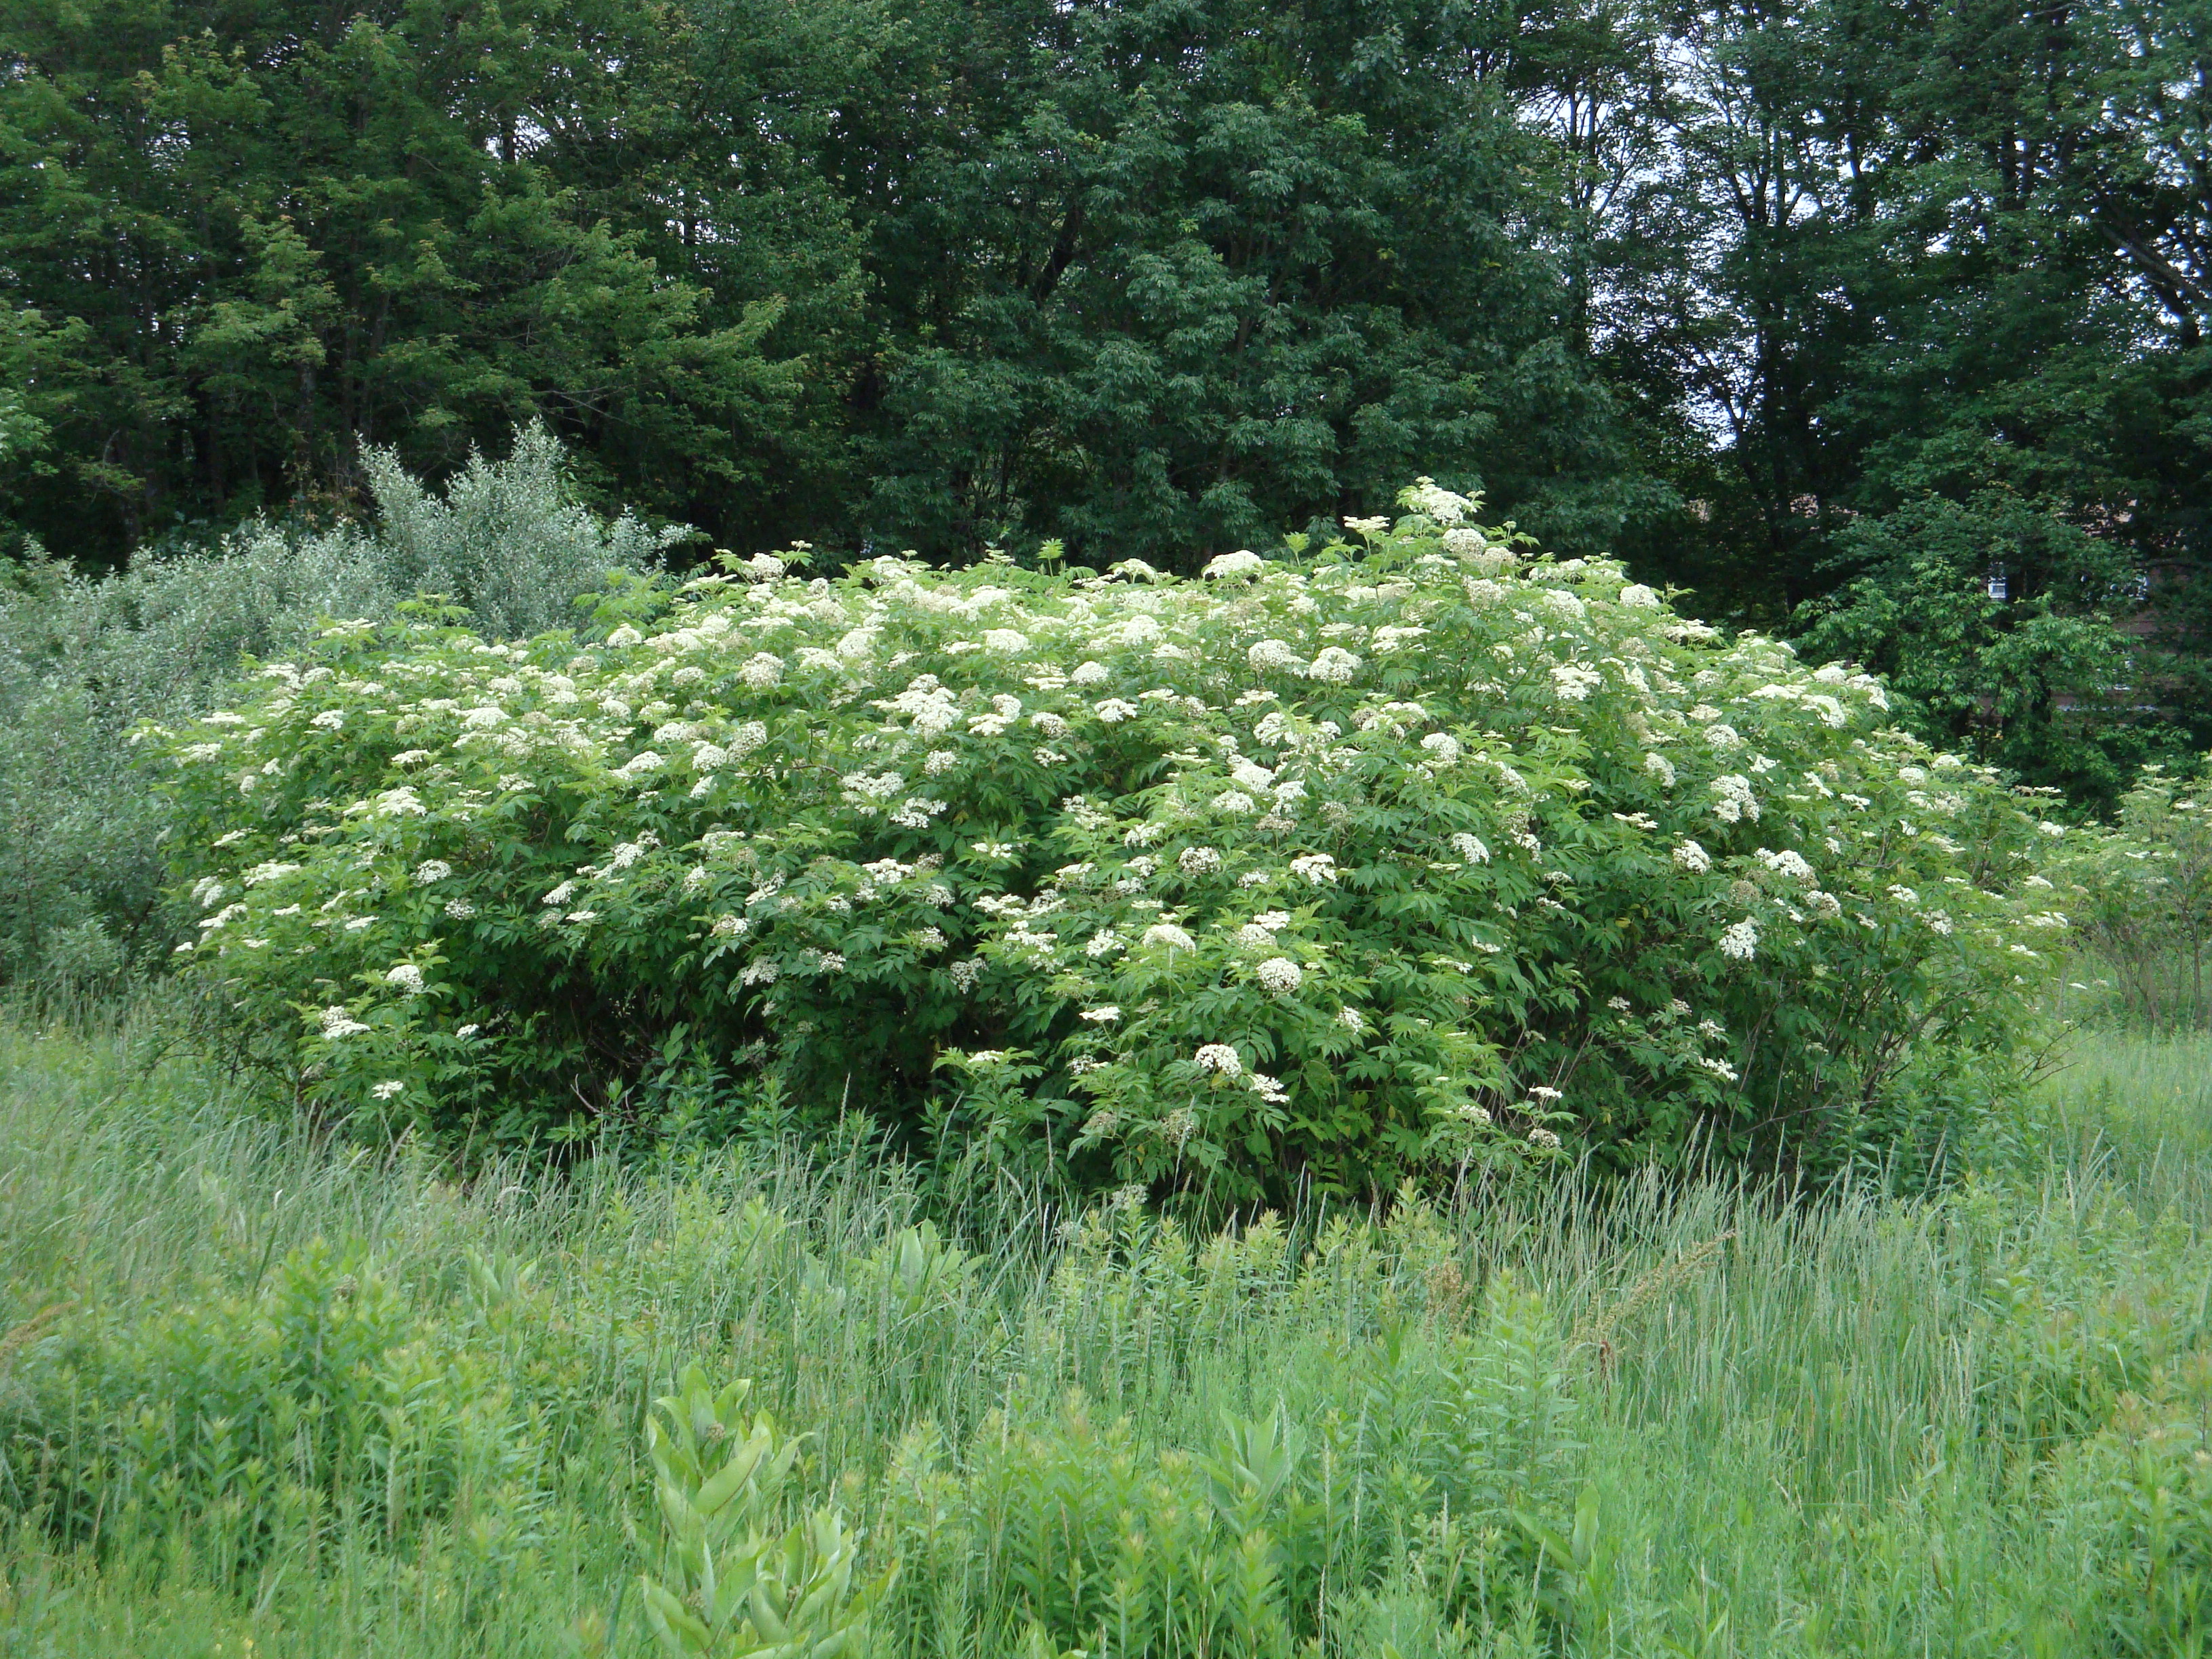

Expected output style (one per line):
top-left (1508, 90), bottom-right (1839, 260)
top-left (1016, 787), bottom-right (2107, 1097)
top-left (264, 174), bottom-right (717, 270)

top-left (1717, 919), bottom-right (1760, 961)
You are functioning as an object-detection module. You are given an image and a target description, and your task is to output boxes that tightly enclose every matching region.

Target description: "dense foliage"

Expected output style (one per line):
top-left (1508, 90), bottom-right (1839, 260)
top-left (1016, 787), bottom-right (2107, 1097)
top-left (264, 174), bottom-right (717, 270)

top-left (4, 0), bottom-right (2207, 792)
top-left (0, 426), bottom-right (674, 981)
top-left (7, 1013), bottom-right (2212, 1655)
top-left (2051, 754), bottom-right (2212, 1029)
top-left (158, 485), bottom-right (2057, 1200)
top-left (0, 0), bottom-right (1624, 571)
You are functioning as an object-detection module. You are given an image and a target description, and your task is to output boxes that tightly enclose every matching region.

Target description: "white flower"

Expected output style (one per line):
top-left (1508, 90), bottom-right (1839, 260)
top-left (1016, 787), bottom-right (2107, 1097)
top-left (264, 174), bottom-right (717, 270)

top-left (1080, 1006), bottom-right (1122, 1023)
top-left (1142, 922), bottom-right (1197, 951)
top-left (1887, 885), bottom-right (1919, 906)
top-left (1527, 1085), bottom-right (1563, 1102)
top-left (385, 964), bottom-right (426, 994)
top-left (391, 749), bottom-right (431, 767)
top-left (462, 705), bottom-right (505, 728)
top-left (444, 899), bottom-right (476, 920)
top-left (319, 1006), bottom-right (371, 1039)
top-left (1248, 638), bottom-right (1305, 672)
top-left (1527, 1126), bottom-right (1562, 1149)
top-left (1203, 550), bottom-right (1267, 577)
top-left (1307, 647), bottom-right (1363, 683)
top-left (455, 1023), bottom-right (480, 1039)
top-left (1709, 775), bottom-right (1760, 823)
top-left (1085, 928), bottom-right (1124, 958)
top-left (614, 750), bottom-right (665, 779)
top-left (1180, 846), bottom-right (1223, 876)
top-left (1755, 847), bottom-right (1816, 882)
top-left (1338, 1006), bottom-right (1366, 1033)
top-left (242, 861), bottom-right (302, 887)
top-left (1672, 839), bottom-right (1713, 874)
top-left (1420, 733), bottom-right (1464, 764)
top-left (371, 1080), bottom-right (405, 1100)
top-left (311, 710), bottom-right (345, 731)
top-left (1343, 515), bottom-right (1391, 537)
top-left (984, 628), bottom-right (1031, 653)
top-left (413, 860), bottom-right (453, 886)
top-left (1451, 832), bottom-right (1491, 865)
top-left (1619, 583), bottom-right (1659, 607)
top-left (606, 625), bottom-right (644, 648)
top-left (542, 880), bottom-right (578, 906)
top-left (1406, 477), bottom-right (1471, 523)
top-left (1070, 660), bottom-right (1109, 687)
top-left (1717, 919), bottom-right (1760, 960)
top-left (373, 787), bottom-right (426, 817)
top-left (740, 653), bottom-right (785, 689)
top-left (1551, 664), bottom-right (1602, 701)
top-left (1194, 1043), bottom-right (1243, 1076)
top-left (843, 769), bottom-right (905, 804)
top-left (1256, 957), bottom-right (1303, 995)
top-left (1248, 1071), bottom-right (1290, 1105)
top-left (1213, 791), bottom-right (1256, 814)
top-left (1290, 853), bottom-right (1338, 885)
top-left (1094, 698), bottom-right (1139, 723)
top-left (1698, 1057), bottom-right (1740, 1083)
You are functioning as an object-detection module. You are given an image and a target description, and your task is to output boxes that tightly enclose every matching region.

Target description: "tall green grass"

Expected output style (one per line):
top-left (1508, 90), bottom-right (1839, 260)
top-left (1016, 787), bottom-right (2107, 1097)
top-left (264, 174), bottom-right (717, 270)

top-left (3, 1000), bottom-right (2211, 1656)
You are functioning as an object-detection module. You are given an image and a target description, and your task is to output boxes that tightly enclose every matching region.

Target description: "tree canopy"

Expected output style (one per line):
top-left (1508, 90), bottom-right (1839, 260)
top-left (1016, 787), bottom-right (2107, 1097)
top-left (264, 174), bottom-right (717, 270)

top-left (2, 0), bottom-right (2207, 795)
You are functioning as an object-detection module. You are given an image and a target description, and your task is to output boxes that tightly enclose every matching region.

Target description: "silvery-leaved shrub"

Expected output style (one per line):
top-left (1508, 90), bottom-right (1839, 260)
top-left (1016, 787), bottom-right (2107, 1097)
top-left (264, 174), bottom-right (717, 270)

top-left (158, 480), bottom-right (2058, 1201)
top-left (0, 423), bottom-right (680, 983)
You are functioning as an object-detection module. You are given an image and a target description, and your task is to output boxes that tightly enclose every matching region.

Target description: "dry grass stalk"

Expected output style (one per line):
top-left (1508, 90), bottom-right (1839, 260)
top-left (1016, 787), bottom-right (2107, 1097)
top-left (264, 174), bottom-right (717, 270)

top-left (1569, 1231), bottom-right (1738, 1375)
top-left (0, 1301), bottom-right (75, 1384)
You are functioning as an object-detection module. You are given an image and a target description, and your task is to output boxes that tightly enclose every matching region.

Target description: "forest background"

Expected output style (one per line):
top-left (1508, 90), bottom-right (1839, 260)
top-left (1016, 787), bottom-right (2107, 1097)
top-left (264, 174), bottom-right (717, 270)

top-left (2, 0), bottom-right (2207, 804)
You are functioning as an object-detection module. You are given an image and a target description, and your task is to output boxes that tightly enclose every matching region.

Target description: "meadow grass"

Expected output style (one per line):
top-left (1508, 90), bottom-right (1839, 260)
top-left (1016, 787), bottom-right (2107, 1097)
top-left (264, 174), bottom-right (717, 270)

top-left (2, 1002), bottom-right (2210, 1657)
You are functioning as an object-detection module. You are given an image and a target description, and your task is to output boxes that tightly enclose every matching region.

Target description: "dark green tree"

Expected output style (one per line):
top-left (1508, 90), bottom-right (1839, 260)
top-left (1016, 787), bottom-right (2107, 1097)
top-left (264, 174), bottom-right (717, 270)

top-left (827, 0), bottom-right (1639, 568)
top-left (0, 0), bottom-right (862, 561)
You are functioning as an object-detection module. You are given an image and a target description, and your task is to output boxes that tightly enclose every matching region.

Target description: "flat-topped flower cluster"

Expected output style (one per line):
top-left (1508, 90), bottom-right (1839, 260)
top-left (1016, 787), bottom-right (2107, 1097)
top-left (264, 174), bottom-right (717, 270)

top-left (155, 480), bottom-right (2060, 1200)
